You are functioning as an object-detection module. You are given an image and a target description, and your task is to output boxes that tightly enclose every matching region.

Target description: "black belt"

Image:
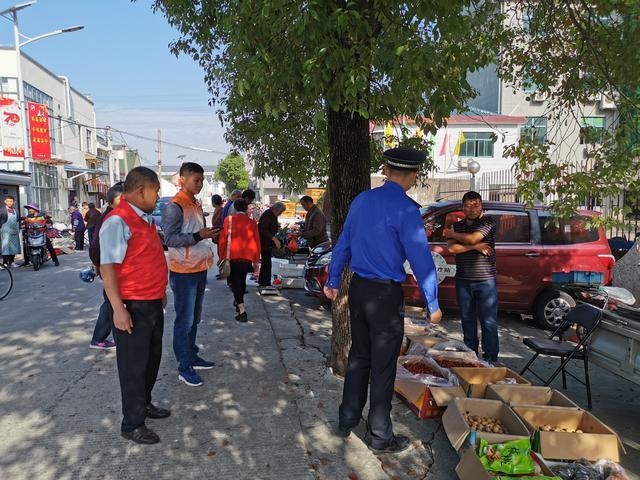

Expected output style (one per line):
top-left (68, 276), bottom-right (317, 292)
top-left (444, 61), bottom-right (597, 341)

top-left (354, 273), bottom-right (400, 286)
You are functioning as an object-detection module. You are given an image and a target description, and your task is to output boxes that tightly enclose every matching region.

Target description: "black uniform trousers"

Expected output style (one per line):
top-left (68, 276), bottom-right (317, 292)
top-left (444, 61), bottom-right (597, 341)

top-left (111, 299), bottom-right (164, 433)
top-left (339, 274), bottom-right (404, 449)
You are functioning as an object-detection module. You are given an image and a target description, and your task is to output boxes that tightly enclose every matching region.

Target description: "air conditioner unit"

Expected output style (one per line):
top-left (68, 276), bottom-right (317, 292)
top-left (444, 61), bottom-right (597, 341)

top-left (531, 91), bottom-right (547, 102)
top-left (600, 93), bottom-right (617, 110)
top-left (457, 158), bottom-right (469, 169)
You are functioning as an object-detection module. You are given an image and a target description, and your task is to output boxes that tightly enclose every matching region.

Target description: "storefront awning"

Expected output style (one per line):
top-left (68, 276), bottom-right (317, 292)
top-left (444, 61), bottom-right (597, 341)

top-left (0, 169), bottom-right (32, 186)
top-left (64, 166), bottom-right (108, 176)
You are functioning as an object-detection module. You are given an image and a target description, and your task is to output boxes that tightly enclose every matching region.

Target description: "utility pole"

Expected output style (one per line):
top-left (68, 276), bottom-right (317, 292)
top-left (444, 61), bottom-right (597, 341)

top-left (157, 129), bottom-right (162, 177)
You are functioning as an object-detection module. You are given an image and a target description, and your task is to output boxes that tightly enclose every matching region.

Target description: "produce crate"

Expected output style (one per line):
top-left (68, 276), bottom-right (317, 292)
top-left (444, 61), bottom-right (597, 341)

top-left (551, 271), bottom-right (604, 286)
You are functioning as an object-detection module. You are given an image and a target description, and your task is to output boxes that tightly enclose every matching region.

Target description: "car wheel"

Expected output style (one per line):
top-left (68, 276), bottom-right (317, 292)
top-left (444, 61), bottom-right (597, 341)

top-left (533, 289), bottom-right (575, 330)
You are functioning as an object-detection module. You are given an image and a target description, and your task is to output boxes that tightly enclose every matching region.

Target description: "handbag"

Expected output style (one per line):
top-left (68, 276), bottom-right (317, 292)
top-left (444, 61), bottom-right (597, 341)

top-left (217, 216), bottom-right (232, 278)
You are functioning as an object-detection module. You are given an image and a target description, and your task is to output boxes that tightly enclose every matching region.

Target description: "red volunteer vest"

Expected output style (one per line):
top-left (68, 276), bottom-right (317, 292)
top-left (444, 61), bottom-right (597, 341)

top-left (105, 200), bottom-right (168, 300)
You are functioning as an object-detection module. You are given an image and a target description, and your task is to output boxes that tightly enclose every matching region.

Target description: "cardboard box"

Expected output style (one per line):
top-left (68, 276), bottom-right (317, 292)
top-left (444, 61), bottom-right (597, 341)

top-left (513, 406), bottom-right (620, 462)
top-left (486, 385), bottom-right (579, 409)
top-left (394, 380), bottom-right (450, 419)
top-left (443, 398), bottom-right (531, 451)
top-left (455, 447), bottom-right (555, 480)
top-left (452, 367), bottom-right (530, 398)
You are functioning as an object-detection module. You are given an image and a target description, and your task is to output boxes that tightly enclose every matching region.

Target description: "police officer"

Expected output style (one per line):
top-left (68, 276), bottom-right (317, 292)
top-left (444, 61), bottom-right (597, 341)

top-left (324, 147), bottom-right (442, 454)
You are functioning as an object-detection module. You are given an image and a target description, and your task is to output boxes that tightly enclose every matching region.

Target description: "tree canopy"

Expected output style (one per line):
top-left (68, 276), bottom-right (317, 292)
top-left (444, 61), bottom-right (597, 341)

top-left (215, 153), bottom-right (250, 194)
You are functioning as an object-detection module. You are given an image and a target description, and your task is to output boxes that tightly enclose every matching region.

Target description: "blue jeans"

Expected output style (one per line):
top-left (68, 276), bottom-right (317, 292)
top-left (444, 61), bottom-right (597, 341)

top-left (170, 270), bottom-right (208, 373)
top-left (92, 289), bottom-right (113, 343)
top-left (455, 278), bottom-right (499, 362)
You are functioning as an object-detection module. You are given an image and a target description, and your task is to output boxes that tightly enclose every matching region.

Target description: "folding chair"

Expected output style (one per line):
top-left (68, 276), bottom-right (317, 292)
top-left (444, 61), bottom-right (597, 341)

top-left (519, 303), bottom-right (602, 410)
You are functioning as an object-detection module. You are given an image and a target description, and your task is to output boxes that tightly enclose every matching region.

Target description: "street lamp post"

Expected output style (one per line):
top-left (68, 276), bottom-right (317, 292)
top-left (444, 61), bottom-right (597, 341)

top-left (0, 1), bottom-right (84, 203)
top-left (467, 159), bottom-right (481, 192)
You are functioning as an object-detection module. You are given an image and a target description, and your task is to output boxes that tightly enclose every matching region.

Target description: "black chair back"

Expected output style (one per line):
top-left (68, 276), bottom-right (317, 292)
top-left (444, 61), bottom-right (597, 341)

top-left (564, 303), bottom-right (602, 333)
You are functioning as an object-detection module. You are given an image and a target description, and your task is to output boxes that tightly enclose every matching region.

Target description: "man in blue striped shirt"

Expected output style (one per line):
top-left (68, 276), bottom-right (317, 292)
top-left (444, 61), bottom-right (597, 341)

top-left (324, 147), bottom-right (442, 454)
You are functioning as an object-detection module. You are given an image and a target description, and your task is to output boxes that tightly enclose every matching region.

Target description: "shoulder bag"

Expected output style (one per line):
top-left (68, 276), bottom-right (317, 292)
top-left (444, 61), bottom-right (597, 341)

top-left (217, 216), bottom-right (232, 278)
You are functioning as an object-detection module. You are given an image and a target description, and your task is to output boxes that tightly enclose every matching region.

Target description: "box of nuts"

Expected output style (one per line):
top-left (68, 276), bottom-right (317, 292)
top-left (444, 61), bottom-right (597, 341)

top-left (452, 367), bottom-right (530, 398)
top-left (442, 398), bottom-right (531, 452)
top-left (512, 406), bottom-right (621, 462)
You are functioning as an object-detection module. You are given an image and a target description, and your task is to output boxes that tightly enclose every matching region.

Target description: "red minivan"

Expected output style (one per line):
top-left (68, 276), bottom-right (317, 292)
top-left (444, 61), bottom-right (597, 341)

top-left (402, 201), bottom-right (615, 329)
top-left (305, 201), bottom-right (615, 330)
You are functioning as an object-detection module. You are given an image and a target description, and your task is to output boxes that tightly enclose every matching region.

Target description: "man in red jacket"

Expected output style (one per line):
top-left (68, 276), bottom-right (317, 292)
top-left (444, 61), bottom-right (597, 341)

top-left (100, 167), bottom-right (170, 445)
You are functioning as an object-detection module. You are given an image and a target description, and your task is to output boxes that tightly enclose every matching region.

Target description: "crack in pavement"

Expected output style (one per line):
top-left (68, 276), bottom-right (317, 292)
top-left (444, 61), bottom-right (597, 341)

top-left (41, 355), bottom-right (101, 416)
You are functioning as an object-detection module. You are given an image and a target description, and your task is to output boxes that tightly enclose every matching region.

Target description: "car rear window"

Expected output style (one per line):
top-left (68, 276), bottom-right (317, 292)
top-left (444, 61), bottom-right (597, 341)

top-left (487, 210), bottom-right (531, 243)
top-left (540, 215), bottom-right (600, 245)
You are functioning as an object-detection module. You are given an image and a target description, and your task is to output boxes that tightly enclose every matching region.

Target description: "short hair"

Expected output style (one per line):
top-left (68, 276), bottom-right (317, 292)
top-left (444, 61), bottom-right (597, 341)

top-left (241, 189), bottom-right (256, 201)
top-left (107, 182), bottom-right (124, 205)
top-left (212, 194), bottom-right (223, 206)
top-left (82, 202), bottom-right (88, 206)
top-left (88, 202), bottom-right (95, 209)
top-left (386, 164), bottom-right (418, 176)
top-left (271, 202), bottom-right (286, 214)
top-left (300, 196), bottom-right (313, 204)
top-left (179, 162), bottom-right (204, 176)
top-left (4, 195), bottom-right (14, 201)
top-left (230, 189), bottom-right (242, 197)
top-left (462, 191), bottom-right (482, 203)
top-left (233, 198), bottom-right (248, 213)
top-left (124, 167), bottom-right (159, 194)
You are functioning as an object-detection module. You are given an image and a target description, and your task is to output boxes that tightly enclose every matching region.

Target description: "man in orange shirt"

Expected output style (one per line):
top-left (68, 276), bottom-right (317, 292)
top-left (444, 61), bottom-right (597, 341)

top-left (162, 162), bottom-right (218, 387)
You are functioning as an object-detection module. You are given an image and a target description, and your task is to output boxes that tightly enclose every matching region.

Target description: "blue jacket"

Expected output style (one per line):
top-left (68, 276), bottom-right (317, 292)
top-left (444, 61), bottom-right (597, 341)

top-left (71, 210), bottom-right (85, 232)
top-left (328, 181), bottom-right (439, 314)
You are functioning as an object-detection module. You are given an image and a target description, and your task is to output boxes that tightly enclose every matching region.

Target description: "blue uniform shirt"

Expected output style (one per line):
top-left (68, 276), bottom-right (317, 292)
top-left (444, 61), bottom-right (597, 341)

top-left (327, 180), bottom-right (440, 314)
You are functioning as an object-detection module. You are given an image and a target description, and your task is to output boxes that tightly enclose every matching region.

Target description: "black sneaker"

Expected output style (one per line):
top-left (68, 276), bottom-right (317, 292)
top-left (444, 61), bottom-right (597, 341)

top-left (233, 301), bottom-right (240, 313)
top-left (121, 425), bottom-right (160, 444)
top-left (235, 312), bottom-right (248, 323)
top-left (367, 435), bottom-right (411, 454)
top-left (54, 261), bottom-right (60, 267)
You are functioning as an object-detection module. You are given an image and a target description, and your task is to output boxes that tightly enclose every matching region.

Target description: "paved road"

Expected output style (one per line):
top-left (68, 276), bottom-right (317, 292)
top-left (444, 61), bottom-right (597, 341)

top-left (1, 251), bottom-right (637, 479)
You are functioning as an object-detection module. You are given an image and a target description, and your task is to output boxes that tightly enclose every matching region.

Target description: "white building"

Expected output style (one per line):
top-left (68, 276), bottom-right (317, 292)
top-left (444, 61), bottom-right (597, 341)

top-left (0, 48), bottom-right (110, 220)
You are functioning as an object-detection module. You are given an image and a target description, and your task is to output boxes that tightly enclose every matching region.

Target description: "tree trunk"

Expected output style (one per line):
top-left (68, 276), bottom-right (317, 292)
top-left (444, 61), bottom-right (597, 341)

top-left (327, 107), bottom-right (371, 376)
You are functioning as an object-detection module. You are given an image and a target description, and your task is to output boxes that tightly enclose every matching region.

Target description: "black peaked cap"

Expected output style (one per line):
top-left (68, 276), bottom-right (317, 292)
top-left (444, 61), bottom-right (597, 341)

top-left (382, 147), bottom-right (425, 170)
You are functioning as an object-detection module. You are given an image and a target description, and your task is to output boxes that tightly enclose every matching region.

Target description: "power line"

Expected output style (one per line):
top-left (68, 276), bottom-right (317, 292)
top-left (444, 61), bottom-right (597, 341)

top-left (52, 116), bottom-right (229, 155)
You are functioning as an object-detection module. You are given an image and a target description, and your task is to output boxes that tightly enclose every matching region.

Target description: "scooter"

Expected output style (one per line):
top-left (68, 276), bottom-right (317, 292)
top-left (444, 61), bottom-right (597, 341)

top-left (23, 218), bottom-right (49, 271)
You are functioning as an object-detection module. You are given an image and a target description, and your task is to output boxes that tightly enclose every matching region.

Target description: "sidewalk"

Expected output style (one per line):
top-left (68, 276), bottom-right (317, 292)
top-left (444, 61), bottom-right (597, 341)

top-left (0, 254), bottom-right (448, 479)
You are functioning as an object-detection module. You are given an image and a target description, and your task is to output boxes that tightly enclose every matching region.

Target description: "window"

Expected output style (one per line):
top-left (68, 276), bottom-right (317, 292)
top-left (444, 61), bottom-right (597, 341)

top-left (23, 83), bottom-right (53, 109)
top-left (521, 117), bottom-right (547, 144)
top-left (0, 77), bottom-right (18, 97)
top-left (86, 129), bottom-right (92, 153)
top-left (459, 132), bottom-right (494, 157)
top-left (522, 76), bottom-right (539, 94)
top-left (32, 163), bottom-right (59, 215)
top-left (540, 215), bottom-right (599, 245)
top-left (579, 117), bottom-right (605, 145)
top-left (487, 210), bottom-right (531, 243)
top-left (425, 211), bottom-right (464, 242)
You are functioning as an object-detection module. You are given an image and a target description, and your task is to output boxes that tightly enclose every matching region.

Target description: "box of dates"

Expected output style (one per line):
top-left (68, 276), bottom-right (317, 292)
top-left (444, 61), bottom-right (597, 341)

top-left (394, 355), bottom-right (464, 418)
top-left (443, 398), bottom-right (531, 452)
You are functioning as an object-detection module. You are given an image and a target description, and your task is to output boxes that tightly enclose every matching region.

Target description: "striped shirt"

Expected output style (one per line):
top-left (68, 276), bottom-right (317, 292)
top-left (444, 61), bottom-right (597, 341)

top-left (452, 215), bottom-right (497, 280)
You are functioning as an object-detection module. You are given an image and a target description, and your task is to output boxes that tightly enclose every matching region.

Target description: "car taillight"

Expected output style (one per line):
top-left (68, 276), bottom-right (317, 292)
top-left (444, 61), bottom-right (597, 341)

top-left (597, 254), bottom-right (616, 271)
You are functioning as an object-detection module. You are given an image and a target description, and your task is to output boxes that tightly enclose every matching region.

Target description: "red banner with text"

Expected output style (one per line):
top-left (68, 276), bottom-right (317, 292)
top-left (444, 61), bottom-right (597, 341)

top-left (28, 102), bottom-right (51, 160)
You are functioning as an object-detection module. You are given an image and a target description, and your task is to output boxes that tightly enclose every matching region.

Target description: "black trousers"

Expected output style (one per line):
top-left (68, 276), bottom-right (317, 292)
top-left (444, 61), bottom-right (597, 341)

top-left (230, 260), bottom-right (253, 304)
top-left (339, 274), bottom-right (404, 449)
top-left (258, 250), bottom-right (272, 286)
top-left (2, 255), bottom-right (15, 265)
top-left (92, 289), bottom-right (113, 343)
top-left (74, 230), bottom-right (85, 251)
top-left (111, 299), bottom-right (164, 432)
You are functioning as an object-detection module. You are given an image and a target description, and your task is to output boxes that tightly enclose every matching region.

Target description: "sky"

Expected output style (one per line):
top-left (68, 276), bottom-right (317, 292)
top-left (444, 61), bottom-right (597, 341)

top-left (0, 0), bottom-right (231, 169)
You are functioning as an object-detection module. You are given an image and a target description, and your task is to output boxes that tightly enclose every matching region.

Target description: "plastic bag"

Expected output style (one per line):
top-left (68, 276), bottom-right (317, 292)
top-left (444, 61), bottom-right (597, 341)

top-left (551, 459), bottom-right (601, 480)
top-left (429, 340), bottom-right (474, 353)
top-left (478, 438), bottom-right (535, 475)
top-left (594, 459), bottom-right (630, 480)
top-left (495, 377), bottom-right (518, 385)
top-left (396, 355), bottom-right (458, 387)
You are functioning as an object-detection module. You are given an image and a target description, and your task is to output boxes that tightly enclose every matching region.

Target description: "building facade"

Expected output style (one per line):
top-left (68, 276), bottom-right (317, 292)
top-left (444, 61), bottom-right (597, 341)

top-left (0, 48), bottom-right (110, 220)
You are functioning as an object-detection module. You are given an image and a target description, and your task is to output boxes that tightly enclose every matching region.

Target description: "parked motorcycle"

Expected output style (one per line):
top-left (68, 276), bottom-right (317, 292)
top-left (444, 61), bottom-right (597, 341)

top-left (23, 217), bottom-right (50, 271)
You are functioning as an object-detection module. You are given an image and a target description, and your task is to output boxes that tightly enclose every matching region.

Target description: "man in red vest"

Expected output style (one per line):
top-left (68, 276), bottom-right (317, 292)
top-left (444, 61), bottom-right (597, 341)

top-left (99, 167), bottom-right (170, 445)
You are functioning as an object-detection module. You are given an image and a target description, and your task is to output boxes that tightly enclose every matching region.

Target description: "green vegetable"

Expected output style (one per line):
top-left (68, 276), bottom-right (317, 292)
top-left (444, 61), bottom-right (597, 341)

top-left (478, 438), bottom-right (535, 475)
